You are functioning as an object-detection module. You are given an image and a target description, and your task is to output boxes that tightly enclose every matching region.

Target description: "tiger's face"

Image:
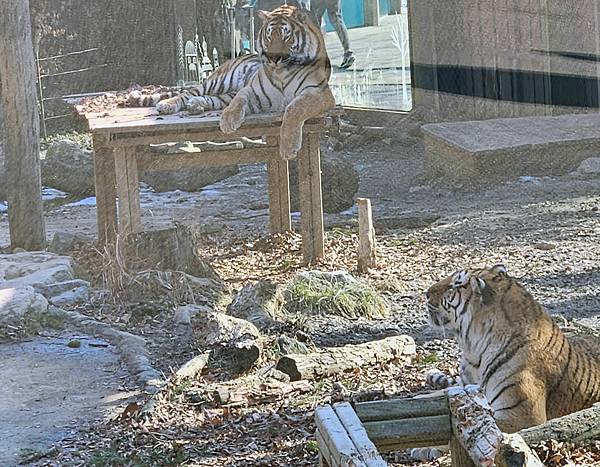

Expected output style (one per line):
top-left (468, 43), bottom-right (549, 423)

top-left (256, 5), bottom-right (321, 65)
top-left (425, 265), bottom-right (508, 331)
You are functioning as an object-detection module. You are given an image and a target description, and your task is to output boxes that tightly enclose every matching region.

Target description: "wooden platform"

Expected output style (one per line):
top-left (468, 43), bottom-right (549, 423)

top-left (79, 106), bottom-right (336, 263)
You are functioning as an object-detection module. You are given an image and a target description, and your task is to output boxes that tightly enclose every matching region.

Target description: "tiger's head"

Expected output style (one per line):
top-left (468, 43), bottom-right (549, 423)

top-left (425, 264), bottom-right (509, 331)
top-left (256, 4), bottom-right (324, 66)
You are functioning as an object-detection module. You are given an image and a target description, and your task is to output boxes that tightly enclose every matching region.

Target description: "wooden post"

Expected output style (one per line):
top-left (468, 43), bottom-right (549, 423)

top-left (298, 132), bottom-right (325, 264)
top-left (363, 0), bottom-right (380, 26)
top-left (267, 137), bottom-right (291, 234)
top-left (114, 147), bottom-right (141, 236)
top-left (0, 0), bottom-right (46, 250)
top-left (357, 198), bottom-right (376, 273)
top-left (92, 133), bottom-right (118, 245)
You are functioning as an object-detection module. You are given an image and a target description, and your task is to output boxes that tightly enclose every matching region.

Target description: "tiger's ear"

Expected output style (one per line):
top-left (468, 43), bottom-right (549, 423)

top-left (470, 276), bottom-right (495, 305)
top-left (257, 10), bottom-right (270, 22)
top-left (451, 270), bottom-right (470, 289)
top-left (491, 264), bottom-right (507, 275)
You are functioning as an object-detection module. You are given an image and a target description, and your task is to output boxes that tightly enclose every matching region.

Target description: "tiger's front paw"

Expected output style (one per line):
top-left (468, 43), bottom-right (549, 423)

top-left (279, 127), bottom-right (302, 160)
top-left (156, 99), bottom-right (179, 115)
top-left (220, 101), bottom-right (245, 134)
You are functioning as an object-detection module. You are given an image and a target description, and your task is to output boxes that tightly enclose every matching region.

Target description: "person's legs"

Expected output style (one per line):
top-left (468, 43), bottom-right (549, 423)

top-left (325, 0), bottom-right (354, 68)
top-left (310, 0), bottom-right (327, 26)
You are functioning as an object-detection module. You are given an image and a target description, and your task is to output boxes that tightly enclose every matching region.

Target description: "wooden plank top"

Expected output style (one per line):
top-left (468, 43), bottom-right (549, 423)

top-left (78, 106), bottom-right (338, 135)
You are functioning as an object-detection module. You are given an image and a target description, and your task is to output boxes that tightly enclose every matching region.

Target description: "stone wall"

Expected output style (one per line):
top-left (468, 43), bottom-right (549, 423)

top-left (408, 0), bottom-right (600, 121)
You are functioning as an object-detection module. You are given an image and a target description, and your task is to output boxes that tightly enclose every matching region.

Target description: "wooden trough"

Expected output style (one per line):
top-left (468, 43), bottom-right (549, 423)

top-left (315, 385), bottom-right (544, 467)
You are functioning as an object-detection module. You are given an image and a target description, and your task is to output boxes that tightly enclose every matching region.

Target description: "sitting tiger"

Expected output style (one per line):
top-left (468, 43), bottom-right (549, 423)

top-left (125, 3), bottom-right (334, 160)
top-left (426, 264), bottom-right (600, 433)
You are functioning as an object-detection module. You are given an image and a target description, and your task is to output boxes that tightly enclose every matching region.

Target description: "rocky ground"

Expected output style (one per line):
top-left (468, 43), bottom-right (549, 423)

top-left (0, 119), bottom-right (599, 466)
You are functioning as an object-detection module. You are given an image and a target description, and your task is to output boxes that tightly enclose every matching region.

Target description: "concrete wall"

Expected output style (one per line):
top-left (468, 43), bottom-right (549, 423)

top-left (408, 0), bottom-right (600, 121)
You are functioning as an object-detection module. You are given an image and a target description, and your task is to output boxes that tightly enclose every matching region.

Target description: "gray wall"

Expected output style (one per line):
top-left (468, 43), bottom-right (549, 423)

top-left (408, 0), bottom-right (600, 122)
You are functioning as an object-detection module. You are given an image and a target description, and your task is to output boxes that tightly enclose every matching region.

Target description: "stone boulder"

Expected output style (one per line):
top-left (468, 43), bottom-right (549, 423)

top-left (193, 310), bottom-right (262, 373)
top-left (47, 231), bottom-right (88, 255)
top-left (576, 157), bottom-right (600, 175)
top-left (41, 139), bottom-right (95, 196)
top-left (0, 286), bottom-right (48, 327)
top-left (227, 279), bottom-right (285, 329)
top-left (141, 166), bottom-right (239, 193)
top-left (0, 252), bottom-right (74, 290)
top-left (289, 154), bottom-right (359, 213)
top-left (36, 279), bottom-right (90, 307)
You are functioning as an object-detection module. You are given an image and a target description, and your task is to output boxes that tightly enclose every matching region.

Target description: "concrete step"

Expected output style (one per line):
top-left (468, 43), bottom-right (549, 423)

top-left (422, 113), bottom-right (600, 186)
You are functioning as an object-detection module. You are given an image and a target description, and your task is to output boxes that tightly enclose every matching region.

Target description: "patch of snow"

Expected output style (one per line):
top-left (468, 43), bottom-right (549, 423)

top-left (66, 196), bottom-right (96, 207)
top-left (340, 204), bottom-right (358, 216)
top-left (0, 202), bottom-right (7, 213)
top-left (42, 187), bottom-right (68, 201)
top-left (518, 176), bottom-right (542, 184)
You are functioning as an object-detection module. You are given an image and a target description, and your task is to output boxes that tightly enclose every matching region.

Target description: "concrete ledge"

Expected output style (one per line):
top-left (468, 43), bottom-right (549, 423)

top-left (422, 113), bottom-right (600, 186)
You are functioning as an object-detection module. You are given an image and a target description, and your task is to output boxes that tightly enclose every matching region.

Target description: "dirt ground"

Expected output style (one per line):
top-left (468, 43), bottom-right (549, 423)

top-left (0, 333), bottom-right (136, 466)
top-left (1, 124), bottom-right (600, 466)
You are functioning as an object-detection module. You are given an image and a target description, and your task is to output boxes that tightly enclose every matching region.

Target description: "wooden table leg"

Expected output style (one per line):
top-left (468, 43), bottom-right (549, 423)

top-left (298, 132), bottom-right (325, 263)
top-left (114, 146), bottom-right (141, 237)
top-left (92, 134), bottom-right (117, 246)
top-left (267, 157), bottom-right (291, 234)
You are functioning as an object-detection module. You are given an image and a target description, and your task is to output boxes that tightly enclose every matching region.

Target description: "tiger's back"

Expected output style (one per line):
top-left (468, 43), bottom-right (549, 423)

top-left (426, 265), bottom-right (600, 432)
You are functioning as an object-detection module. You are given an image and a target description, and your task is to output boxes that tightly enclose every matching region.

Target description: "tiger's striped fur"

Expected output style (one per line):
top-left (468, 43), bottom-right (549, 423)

top-left (126, 4), bottom-right (335, 160)
top-left (426, 264), bottom-right (600, 432)
top-left (126, 54), bottom-right (263, 115)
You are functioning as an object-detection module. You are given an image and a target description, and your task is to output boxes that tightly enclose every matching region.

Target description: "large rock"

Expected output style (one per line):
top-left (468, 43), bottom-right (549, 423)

top-left (41, 139), bottom-right (95, 196)
top-left (47, 231), bottom-right (88, 255)
top-left (0, 252), bottom-right (74, 290)
top-left (227, 279), bottom-right (285, 329)
top-left (141, 166), bottom-right (239, 193)
top-left (289, 155), bottom-right (359, 213)
top-left (0, 286), bottom-right (49, 326)
top-left (193, 310), bottom-right (262, 373)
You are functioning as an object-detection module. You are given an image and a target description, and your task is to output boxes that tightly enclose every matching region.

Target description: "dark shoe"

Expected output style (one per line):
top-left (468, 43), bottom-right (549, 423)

top-left (339, 52), bottom-right (355, 69)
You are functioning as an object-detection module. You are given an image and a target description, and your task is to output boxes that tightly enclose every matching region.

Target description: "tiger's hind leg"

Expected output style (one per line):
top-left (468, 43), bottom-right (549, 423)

top-left (186, 93), bottom-right (236, 114)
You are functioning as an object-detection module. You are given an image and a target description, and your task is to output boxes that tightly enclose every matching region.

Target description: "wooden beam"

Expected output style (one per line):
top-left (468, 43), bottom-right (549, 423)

top-left (315, 405), bottom-right (366, 467)
top-left (448, 385), bottom-right (543, 466)
top-left (298, 132), bottom-right (325, 264)
top-left (0, 0), bottom-right (46, 250)
top-left (518, 402), bottom-right (600, 445)
top-left (277, 335), bottom-right (415, 381)
top-left (114, 147), bottom-right (141, 236)
top-left (332, 402), bottom-right (387, 466)
top-left (137, 146), bottom-right (279, 171)
top-left (363, 415), bottom-right (452, 451)
top-left (355, 394), bottom-right (449, 422)
top-left (357, 198), bottom-right (376, 273)
top-left (92, 134), bottom-right (117, 245)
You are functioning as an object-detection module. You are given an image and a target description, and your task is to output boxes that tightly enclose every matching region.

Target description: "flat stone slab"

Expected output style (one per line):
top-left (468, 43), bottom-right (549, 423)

top-left (422, 113), bottom-right (600, 185)
top-left (0, 252), bottom-right (74, 290)
top-left (0, 335), bottom-right (134, 466)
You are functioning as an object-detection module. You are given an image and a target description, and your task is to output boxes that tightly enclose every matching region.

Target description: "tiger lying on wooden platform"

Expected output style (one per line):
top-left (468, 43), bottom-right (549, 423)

top-left (425, 264), bottom-right (600, 433)
top-left (125, 3), bottom-right (335, 161)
